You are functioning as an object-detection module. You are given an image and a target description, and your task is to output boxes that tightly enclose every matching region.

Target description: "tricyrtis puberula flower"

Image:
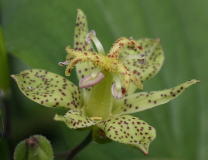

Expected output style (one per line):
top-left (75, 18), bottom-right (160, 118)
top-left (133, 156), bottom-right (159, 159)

top-left (11, 9), bottom-right (200, 155)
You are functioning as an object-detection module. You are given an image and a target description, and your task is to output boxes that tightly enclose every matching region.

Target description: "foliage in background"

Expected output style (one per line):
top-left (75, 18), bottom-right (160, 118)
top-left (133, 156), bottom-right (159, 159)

top-left (0, 25), bottom-right (10, 93)
top-left (0, 0), bottom-right (207, 160)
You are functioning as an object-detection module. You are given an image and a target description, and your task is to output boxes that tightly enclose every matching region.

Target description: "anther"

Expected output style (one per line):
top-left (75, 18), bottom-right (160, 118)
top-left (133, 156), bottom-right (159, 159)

top-left (59, 60), bottom-right (70, 66)
top-left (86, 30), bottom-right (96, 44)
top-left (79, 72), bottom-right (104, 88)
top-left (138, 57), bottom-right (146, 64)
top-left (91, 67), bottom-right (103, 79)
top-left (111, 83), bottom-right (123, 99)
top-left (90, 117), bottom-right (102, 121)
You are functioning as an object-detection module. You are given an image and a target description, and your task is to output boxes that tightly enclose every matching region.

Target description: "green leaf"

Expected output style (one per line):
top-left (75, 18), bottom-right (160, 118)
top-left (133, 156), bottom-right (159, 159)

top-left (0, 26), bottom-right (10, 93)
top-left (54, 110), bottom-right (97, 129)
top-left (112, 79), bottom-right (200, 116)
top-left (97, 115), bottom-right (156, 155)
top-left (122, 38), bottom-right (164, 94)
top-left (11, 69), bottom-right (83, 110)
top-left (14, 135), bottom-right (53, 160)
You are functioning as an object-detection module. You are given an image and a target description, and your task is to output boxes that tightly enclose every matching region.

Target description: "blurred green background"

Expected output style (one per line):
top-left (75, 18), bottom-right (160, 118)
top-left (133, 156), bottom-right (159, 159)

top-left (0, 0), bottom-right (207, 159)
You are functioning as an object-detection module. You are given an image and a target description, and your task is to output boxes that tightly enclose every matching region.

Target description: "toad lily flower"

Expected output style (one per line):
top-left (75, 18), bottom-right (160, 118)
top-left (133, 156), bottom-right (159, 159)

top-left (11, 9), bottom-right (200, 155)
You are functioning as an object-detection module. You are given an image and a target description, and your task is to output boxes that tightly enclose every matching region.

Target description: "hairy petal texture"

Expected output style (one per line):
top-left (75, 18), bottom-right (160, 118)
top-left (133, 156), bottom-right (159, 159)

top-left (97, 115), bottom-right (156, 155)
top-left (11, 69), bottom-right (83, 109)
top-left (54, 110), bottom-right (97, 129)
top-left (122, 38), bottom-right (164, 94)
top-left (112, 79), bottom-right (200, 116)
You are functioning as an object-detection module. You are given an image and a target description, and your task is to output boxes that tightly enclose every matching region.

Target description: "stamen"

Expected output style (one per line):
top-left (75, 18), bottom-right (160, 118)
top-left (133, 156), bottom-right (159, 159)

top-left (119, 53), bottom-right (146, 64)
top-left (86, 30), bottom-right (96, 44)
top-left (64, 37), bottom-right (143, 91)
top-left (86, 30), bottom-right (105, 55)
top-left (137, 57), bottom-right (146, 64)
top-left (111, 73), bottom-right (123, 99)
top-left (79, 72), bottom-right (104, 88)
top-left (113, 73), bottom-right (122, 92)
top-left (111, 83), bottom-right (122, 99)
top-left (58, 60), bottom-right (70, 66)
top-left (91, 67), bottom-right (103, 79)
top-left (90, 117), bottom-right (102, 121)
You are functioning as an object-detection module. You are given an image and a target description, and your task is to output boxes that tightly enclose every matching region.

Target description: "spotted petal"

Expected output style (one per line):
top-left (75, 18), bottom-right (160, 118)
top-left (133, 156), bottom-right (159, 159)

top-left (122, 38), bottom-right (164, 94)
top-left (112, 79), bottom-right (200, 116)
top-left (74, 9), bottom-right (95, 81)
top-left (11, 69), bottom-right (83, 109)
top-left (74, 9), bottom-right (95, 104)
top-left (97, 115), bottom-right (156, 155)
top-left (54, 110), bottom-right (97, 129)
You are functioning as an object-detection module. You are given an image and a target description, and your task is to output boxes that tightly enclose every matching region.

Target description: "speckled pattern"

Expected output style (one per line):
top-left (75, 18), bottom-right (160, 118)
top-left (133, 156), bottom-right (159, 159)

top-left (74, 9), bottom-right (95, 81)
top-left (122, 38), bottom-right (164, 93)
top-left (12, 69), bottom-right (83, 109)
top-left (54, 110), bottom-right (97, 129)
top-left (112, 79), bottom-right (200, 116)
top-left (97, 115), bottom-right (156, 155)
top-left (73, 9), bottom-right (95, 97)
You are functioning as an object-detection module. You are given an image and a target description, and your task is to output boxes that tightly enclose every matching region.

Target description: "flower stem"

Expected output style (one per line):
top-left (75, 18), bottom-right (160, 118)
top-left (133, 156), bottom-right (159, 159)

top-left (66, 130), bottom-right (93, 160)
top-left (0, 91), bottom-right (13, 160)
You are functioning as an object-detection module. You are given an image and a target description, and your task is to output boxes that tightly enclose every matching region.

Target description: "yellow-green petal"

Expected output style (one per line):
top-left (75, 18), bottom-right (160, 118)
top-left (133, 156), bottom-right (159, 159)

top-left (54, 110), bottom-right (97, 129)
top-left (112, 79), bottom-right (200, 116)
top-left (74, 9), bottom-right (95, 81)
top-left (122, 38), bottom-right (164, 94)
top-left (97, 115), bottom-right (156, 155)
top-left (74, 9), bottom-right (95, 104)
top-left (12, 69), bottom-right (83, 110)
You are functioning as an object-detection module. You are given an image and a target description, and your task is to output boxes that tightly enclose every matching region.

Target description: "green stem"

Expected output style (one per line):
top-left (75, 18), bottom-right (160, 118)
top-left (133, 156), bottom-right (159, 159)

top-left (1, 91), bottom-right (13, 160)
top-left (66, 130), bottom-right (93, 160)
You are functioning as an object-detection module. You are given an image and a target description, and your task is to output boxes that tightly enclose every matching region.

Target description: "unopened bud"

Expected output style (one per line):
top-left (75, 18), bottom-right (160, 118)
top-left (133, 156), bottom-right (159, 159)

top-left (14, 135), bottom-right (53, 160)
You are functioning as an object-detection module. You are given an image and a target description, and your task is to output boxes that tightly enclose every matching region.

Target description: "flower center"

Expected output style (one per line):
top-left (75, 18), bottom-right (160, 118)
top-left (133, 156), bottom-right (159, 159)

top-left (59, 31), bottom-right (145, 99)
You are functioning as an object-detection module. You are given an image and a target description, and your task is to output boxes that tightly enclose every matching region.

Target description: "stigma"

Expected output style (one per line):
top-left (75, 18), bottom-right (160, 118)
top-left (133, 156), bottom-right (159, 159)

top-left (59, 31), bottom-right (145, 98)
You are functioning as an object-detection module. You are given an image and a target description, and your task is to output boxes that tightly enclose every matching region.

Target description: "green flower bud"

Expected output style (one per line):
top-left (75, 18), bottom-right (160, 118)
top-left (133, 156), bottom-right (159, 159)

top-left (14, 135), bottom-right (53, 160)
